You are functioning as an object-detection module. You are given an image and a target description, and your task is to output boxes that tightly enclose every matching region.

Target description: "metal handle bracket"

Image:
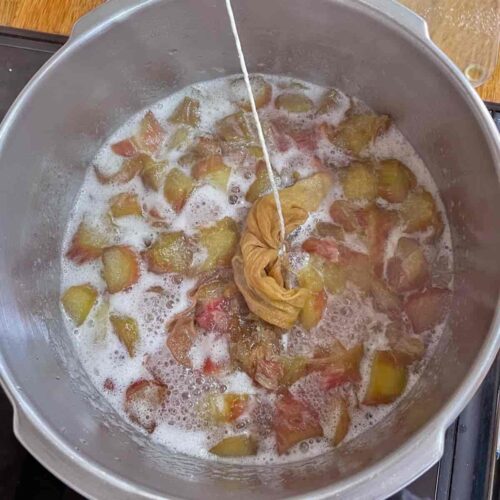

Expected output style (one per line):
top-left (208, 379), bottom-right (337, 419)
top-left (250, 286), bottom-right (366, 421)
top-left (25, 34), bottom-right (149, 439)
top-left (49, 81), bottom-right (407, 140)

top-left (359, 0), bottom-right (430, 40)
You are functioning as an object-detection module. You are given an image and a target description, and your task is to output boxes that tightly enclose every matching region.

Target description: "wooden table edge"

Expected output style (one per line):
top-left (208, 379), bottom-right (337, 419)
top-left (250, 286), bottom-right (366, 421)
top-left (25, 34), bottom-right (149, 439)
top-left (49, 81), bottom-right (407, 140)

top-left (0, 0), bottom-right (498, 103)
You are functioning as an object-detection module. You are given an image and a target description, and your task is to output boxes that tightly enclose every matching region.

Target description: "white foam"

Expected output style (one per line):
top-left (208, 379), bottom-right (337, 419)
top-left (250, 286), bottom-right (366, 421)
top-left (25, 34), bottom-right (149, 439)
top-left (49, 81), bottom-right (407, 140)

top-left (189, 333), bottom-right (230, 370)
top-left (60, 73), bottom-right (453, 465)
top-left (153, 424), bottom-right (209, 458)
top-left (170, 183), bottom-right (239, 232)
top-left (219, 371), bottom-right (258, 394)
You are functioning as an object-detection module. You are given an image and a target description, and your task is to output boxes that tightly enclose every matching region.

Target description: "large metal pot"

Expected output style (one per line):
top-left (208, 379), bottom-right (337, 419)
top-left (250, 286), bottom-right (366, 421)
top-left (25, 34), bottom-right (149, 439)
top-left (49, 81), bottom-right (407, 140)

top-left (0, 0), bottom-right (498, 498)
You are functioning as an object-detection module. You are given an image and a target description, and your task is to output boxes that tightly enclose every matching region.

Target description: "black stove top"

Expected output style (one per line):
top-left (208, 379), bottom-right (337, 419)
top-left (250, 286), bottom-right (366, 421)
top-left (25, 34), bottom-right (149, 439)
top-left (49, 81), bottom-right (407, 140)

top-left (0, 26), bottom-right (498, 500)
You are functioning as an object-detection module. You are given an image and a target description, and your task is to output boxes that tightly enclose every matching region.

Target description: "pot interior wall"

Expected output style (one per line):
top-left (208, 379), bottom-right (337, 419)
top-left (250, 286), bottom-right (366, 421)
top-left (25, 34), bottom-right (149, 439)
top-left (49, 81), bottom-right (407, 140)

top-left (0, 0), bottom-right (498, 498)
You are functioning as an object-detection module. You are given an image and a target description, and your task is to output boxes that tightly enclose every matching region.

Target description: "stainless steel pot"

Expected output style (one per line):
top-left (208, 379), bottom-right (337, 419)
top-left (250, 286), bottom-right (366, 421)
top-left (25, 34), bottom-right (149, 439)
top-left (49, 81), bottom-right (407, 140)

top-left (0, 0), bottom-right (499, 498)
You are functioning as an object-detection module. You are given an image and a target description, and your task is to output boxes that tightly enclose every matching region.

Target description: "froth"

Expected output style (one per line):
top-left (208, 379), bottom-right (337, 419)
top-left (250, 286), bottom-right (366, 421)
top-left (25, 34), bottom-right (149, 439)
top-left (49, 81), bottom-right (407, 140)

top-left (189, 333), bottom-right (230, 370)
top-left (171, 184), bottom-right (239, 232)
top-left (60, 73), bottom-right (453, 465)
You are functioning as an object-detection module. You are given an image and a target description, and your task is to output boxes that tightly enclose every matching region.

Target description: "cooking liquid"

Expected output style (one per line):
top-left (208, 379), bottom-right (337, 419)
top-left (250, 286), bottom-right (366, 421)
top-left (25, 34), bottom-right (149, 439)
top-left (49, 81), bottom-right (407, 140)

top-left (61, 74), bottom-right (453, 463)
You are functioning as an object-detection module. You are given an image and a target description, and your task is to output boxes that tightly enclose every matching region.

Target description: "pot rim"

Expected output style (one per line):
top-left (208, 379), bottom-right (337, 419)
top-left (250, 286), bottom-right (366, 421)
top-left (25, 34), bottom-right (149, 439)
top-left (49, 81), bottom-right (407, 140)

top-left (0, 1), bottom-right (499, 498)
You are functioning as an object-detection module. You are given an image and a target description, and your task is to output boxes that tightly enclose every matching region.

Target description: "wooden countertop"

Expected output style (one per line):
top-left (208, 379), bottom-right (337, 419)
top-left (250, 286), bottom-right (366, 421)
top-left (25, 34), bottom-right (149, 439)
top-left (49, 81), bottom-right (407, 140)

top-left (0, 0), bottom-right (499, 103)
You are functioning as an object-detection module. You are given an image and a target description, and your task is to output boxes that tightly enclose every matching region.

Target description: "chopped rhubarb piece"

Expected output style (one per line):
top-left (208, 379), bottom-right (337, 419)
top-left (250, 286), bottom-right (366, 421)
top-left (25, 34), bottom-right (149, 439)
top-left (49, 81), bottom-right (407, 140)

top-left (246, 160), bottom-right (272, 202)
top-left (323, 396), bottom-right (351, 446)
top-left (386, 237), bottom-right (430, 292)
top-left (263, 117), bottom-right (293, 152)
top-left (109, 192), bottom-right (142, 218)
top-left (202, 393), bottom-right (249, 423)
top-left (202, 358), bottom-right (222, 376)
top-left (125, 379), bottom-right (168, 433)
top-left (230, 326), bottom-right (280, 389)
top-left (95, 153), bottom-right (149, 185)
top-left (358, 205), bottom-right (398, 277)
top-left (110, 314), bottom-right (139, 357)
top-left (327, 113), bottom-right (391, 156)
top-left (401, 189), bottom-right (442, 235)
top-left (275, 93), bottom-right (313, 113)
top-left (167, 310), bottom-right (197, 367)
top-left (329, 200), bottom-right (361, 233)
top-left (195, 297), bottom-right (233, 333)
top-left (66, 222), bottom-right (108, 264)
top-left (167, 126), bottom-right (190, 151)
top-left (231, 75), bottom-right (272, 111)
top-left (274, 392), bottom-right (323, 455)
top-left (217, 111), bottom-right (254, 143)
top-left (363, 350), bottom-right (408, 405)
top-left (143, 231), bottom-right (193, 275)
top-left (135, 111), bottom-right (166, 154)
top-left (255, 358), bottom-right (284, 391)
top-left (338, 246), bottom-right (373, 292)
top-left (377, 159), bottom-right (416, 203)
top-left (302, 238), bottom-right (340, 262)
top-left (163, 168), bottom-right (195, 213)
top-left (289, 126), bottom-right (319, 152)
top-left (279, 356), bottom-right (308, 386)
top-left (298, 265), bottom-right (324, 293)
top-left (111, 138), bottom-right (137, 157)
top-left (315, 221), bottom-right (344, 241)
top-left (140, 157), bottom-right (167, 191)
top-left (308, 343), bottom-right (364, 389)
top-left (298, 265), bottom-right (327, 329)
top-left (370, 279), bottom-right (402, 319)
top-left (332, 397), bottom-right (350, 446)
top-left (321, 261), bottom-right (347, 295)
top-left (197, 217), bottom-right (239, 272)
top-left (209, 435), bottom-right (258, 457)
top-left (404, 287), bottom-right (451, 334)
top-left (102, 246), bottom-right (140, 293)
top-left (168, 97), bottom-right (200, 127)
top-left (61, 284), bottom-right (98, 326)
top-left (341, 161), bottom-right (378, 201)
top-left (386, 323), bottom-right (426, 365)
top-left (316, 89), bottom-right (342, 115)
top-left (191, 154), bottom-right (231, 191)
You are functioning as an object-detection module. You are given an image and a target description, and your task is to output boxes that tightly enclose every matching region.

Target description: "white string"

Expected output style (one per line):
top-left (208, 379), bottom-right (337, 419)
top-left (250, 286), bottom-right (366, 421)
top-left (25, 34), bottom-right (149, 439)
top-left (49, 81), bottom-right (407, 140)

top-left (224, 0), bottom-right (287, 246)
